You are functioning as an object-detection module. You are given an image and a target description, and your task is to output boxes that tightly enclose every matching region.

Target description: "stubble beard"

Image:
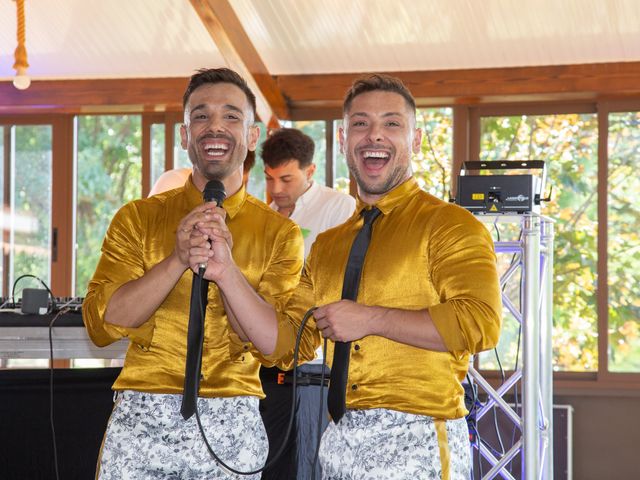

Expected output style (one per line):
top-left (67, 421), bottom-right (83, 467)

top-left (188, 143), bottom-right (244, 182)
top-left (346, 151), bottom-right (409, 197)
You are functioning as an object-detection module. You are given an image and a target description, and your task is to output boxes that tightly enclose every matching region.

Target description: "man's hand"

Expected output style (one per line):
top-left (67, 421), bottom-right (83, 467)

top-left (175, 204), bottom-right (224, 267)
top-left (313, 300), bottom-right (375, 342)
top-left (188, 207), bottom-right (235, 281)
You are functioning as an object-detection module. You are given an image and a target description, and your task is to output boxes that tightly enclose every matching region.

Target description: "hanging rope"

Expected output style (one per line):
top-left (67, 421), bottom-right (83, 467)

top-left (13, 0), bottom-right (29, 71)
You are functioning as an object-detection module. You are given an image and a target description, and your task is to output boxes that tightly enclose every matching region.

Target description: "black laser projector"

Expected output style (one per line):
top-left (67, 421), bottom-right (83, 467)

top-left (455, 160), bottom-right (548, 214)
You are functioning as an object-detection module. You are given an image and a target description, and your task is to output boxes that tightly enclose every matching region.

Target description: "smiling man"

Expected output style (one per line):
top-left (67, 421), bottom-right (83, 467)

top-left (83, 68), bottom-right (308, 479)
top-left (189, 74), bottom-right (502, 479)
top-left (260, 128), bottom-right (355, 480)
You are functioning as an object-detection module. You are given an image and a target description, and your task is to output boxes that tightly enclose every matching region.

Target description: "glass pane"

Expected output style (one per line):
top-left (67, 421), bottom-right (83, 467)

top-left (479, 114), bottom-right (598, 372)
top-left (173, 123), bottom-right (191, 169)
top-left (608, 111), bottom-right (640, 372)
top-left (150, 123), bottom-right (166, 189)
top-left (75, 115), bottom-right (142, 297)
top-left (280, 120), bottom-right (327, 186)
top-left (10, 125), bottom-right (53, 299)
top-left (332, 119), bottom-right (351, 194)
top-left (247, 122), bottom-right (267, 201)
top-left (415, 107), bottom-right (453, 200)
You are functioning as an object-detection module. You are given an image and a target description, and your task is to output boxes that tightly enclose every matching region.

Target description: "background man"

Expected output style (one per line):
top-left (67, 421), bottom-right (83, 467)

top-left (263, 128), bottom-right (355, 256)
top-left (260, 128), bottom-right (355, 479)
top-left (83, 68), bottom-right (309, 479)
top-left (190, 73), bottom-right (501, 479)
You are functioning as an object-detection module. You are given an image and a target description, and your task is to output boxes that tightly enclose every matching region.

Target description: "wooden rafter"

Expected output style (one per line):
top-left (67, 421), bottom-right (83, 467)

top-left (189, 0), bottom-right (289, 127)
top-left (2, 62), bottom-right (640, 117)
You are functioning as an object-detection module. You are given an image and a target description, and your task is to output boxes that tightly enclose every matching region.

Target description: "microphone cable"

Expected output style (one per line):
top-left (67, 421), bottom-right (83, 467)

top-left (48, 306), bottom-right (70, 480)
top-left (194, 277), bottom-right (317, 476)
top-left (310, 337), bottom-right (329, 480)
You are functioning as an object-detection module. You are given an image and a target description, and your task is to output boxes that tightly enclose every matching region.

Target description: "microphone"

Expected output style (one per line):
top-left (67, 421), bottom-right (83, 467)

top-left (198, 180), bottom-right (226, 274)
top-left (182, 179), bottom-right (225, 420)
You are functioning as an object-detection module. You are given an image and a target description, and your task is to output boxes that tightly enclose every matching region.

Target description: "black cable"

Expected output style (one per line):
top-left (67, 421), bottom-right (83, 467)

top-left (466, 374), bottom-right (483, 480)
top-left (492, 349), bottom-right (506, 456)
top-left (11, 273), bottom-right (57, 313)
top-left (310, 337), bottom-right (329, 480)
top-left (48, 307), bottom-right (69, 480)
top-left (193, 287), bottom-right (317, 476)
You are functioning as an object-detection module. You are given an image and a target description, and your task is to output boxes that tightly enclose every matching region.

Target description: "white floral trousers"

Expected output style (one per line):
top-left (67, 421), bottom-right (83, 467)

top-left (318, 408), bottom-right (471, 480)
top-left (97, 390), bottom-right (268, 479)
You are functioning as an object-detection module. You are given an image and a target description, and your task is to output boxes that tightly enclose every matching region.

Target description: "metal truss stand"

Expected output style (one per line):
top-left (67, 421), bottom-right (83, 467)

top-left (469, 214), bottom-right (554, 480)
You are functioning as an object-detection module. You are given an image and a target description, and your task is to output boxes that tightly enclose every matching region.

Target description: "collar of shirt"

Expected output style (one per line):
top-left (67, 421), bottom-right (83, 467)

top-left (184, 174), bottom-right (247, 219)
top-left (355, 177), bottom-right (420, 216)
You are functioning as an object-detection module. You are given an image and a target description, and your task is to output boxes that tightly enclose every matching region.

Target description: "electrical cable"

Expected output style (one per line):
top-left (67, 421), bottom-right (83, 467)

top-left (11, 273), bottom-right (57, 313)
top-left (48, 306), bottom-right (69, 480)
top-left (193, 283), bottom-right (317, 476)
top-left (310, 337), bottom-right (329, 480)
top-left (492, 348), bottom-right (506, 456)
top-left (466, 373), bottom-right (483, 479)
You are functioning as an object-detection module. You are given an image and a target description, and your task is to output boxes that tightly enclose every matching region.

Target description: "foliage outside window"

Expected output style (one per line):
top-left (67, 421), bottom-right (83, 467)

top-left (3, 125), bottom-right (53, 298)
top-left (150, 123), bottom-right (166, 189)
top-left (75, 115), bottom-right (142, 297)
top-left (608, 111), bottom-right (640, 372)
top-left (479, 114), bottom-right (598, 372)
top-left (415, 108), bottom-right (453, 200)
top-left (331, 119), bottom-right (351, 194)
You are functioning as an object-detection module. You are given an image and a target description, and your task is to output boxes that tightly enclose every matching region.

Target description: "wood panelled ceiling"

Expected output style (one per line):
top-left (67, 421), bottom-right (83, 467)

top-left (1, 0), bottom-right (640, 118)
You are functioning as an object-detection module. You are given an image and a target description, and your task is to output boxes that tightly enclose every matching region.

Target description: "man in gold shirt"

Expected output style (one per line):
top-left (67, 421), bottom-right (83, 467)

top-left (82, 68), bottom-right (311, 479)
top-left (190, 74), bottom-right (502, 479)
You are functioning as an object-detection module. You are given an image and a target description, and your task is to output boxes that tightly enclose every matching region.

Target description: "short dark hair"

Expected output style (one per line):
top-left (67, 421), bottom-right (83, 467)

top-left (261, 128), bottom-right (315, 169)
top-left (343, 74), bottom-right (416, 114)
top-left (182, 68), bottom-right (257, 119)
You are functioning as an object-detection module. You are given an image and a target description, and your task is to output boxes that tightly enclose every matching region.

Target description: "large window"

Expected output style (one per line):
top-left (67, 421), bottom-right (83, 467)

top-left (75, 115), bottom-right (142, 296)
top-left (0, 124), bottom-right (53, 299)
top-left (479, 113), bottom-right (599, 372)
top-left (608, 111), bottom-right (640, 372)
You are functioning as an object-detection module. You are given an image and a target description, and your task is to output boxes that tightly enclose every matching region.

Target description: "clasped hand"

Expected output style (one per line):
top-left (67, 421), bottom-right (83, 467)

top-left (175, 203), bottom-right (234, 280)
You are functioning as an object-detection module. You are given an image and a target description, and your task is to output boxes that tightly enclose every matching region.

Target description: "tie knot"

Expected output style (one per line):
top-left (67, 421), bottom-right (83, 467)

top-left (361, 207), bottom-right (381, 225)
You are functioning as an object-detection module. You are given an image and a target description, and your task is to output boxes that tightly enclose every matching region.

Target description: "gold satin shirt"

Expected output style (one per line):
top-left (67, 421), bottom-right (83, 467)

top-left (268, 177), bottom-right (502, 420)
top-left (83, 177), bottom-right (307, 398)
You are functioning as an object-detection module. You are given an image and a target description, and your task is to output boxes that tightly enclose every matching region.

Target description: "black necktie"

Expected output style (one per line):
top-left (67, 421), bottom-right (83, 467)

top-left (327, 207), bottom-right (382, 423)
top-left (181, 272), bottom-right (209, 419)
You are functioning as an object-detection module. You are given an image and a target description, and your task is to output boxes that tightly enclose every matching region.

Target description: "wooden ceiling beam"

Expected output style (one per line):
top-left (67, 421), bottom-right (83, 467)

top-left (2, 62), bottom-right (640, 116)
top-left (0, 77), bottom-right (187, 115)
top-left (189, 0), bottom-right (289, 126)
top-left (278, 61), bottom-right (640, 108)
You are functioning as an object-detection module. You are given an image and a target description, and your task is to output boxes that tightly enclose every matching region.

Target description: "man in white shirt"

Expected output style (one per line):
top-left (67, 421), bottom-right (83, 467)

top-left (265, 129), bottom-right (355, 257)
top-left (260, 128), bottom-right (355, 480)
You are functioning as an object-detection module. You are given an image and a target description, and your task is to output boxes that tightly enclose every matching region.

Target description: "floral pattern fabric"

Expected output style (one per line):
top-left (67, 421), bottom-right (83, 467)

top-left (318, 408), bottom-right (471, 480)
top-left (98, 390), bottom-right (268, 479)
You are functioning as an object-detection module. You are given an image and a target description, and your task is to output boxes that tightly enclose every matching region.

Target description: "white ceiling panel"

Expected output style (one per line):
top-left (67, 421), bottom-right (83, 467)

top-left (233, 0), bottom-right (640, 74)
top-left (0, 0), bottom-right (225, 80)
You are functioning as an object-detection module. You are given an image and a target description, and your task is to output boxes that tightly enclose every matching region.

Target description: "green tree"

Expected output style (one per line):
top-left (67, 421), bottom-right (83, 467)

top-left (75, 115), bottom-right (141, 296)
top-left (608, 112), bottom-right (640, 372)
top-left (11, 125), bottom-right (53, 296)
top-left (480, 114), bottom-right (599, 371)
